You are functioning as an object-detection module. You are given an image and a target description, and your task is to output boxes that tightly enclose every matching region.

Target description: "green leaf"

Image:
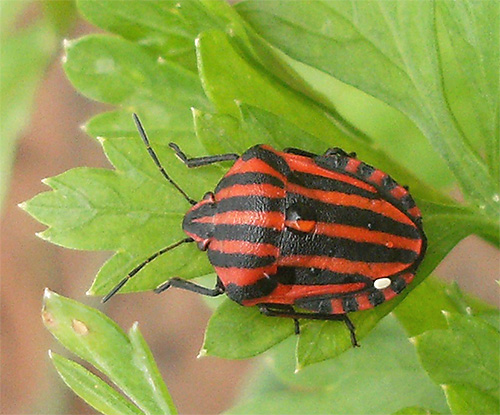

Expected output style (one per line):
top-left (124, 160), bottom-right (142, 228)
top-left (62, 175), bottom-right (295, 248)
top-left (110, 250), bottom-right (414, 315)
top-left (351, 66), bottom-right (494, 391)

top-left (196, 29), bottom-right (358, 149)
top-left (393, 277), bottom-right (462, 337)
top-left (394, 277), bottom-right (497, 338)
top-left (22, 163), bottom-right (213, 295)
top-left (414, 313), bottom-right (500, 396)
top-left (50, 352), bottom-right (144, 415)
top-left (443, 384), bottom-right (500, 415)
top-left (437, 1), bottom-right (499, 184)
top-left (42, 289), bottom-right (177, 414)
top-left (228, 316), bottom-right (448, 414)
top-left (392, 408), bottom-right (441, 415)
top-left (192, 109), bottom-right (249, 155)
top-left (128, 324), bottom-right (177, 414)
top-left (77, 0), bottom-right (250, 72)
top-left (77, 0), bottom-right (199, 71)
top-left (201, 299), bottom-right (295, 359)
top-left (63, 34), bottom-right (210, 121)
top-left (237, 0), bottom-right (499, 216)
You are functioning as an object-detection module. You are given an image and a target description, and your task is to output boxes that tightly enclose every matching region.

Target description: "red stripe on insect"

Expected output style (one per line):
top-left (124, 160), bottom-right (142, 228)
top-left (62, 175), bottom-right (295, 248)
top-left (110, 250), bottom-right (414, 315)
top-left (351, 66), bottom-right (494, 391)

top-left (195, 211), bottom-right (285, 230)
top-left (278, 255), bottom-right (408, 279)
top-left (285, 156), bottom-right (377, 193)
top-left (354, 294), bottom-right (372, 311)
top-left (242, 282), bottom-right (366, 306)
top-left (209, 240), bottom-right (279, 257)
top-left (287, 183), bottom-right (415, 226)
top-left (223, 159), bottom-right (286, 183)
top-left (345, 158), bottom-right (362, 174)
top-left (390, 186), bottom-right (408, 200)
top-left (314, 222), bottom-right (422, 251)
top-left (330, 299), bottom-right (345, 314)
top-left (214, 266), bottom-right (277, 286)
top-left (401, 272), bottom-right (415, 284)
top-left (215, 183), bottom-right (285, 200)
top-left (407, 206), bottom-right (422, 218)
top-left (369, 170), bottom-right (386, 186)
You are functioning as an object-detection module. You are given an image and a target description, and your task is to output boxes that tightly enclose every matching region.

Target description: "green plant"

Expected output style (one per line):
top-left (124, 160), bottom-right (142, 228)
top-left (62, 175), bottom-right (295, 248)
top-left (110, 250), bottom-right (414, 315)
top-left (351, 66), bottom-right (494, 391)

top-left (23, 1), bottom-right (498, 414)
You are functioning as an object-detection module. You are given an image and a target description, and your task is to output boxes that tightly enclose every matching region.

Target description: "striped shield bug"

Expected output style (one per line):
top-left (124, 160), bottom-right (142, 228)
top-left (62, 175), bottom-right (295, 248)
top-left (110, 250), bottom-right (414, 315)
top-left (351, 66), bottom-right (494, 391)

top-left (103, 114), bottom-right (427, 346)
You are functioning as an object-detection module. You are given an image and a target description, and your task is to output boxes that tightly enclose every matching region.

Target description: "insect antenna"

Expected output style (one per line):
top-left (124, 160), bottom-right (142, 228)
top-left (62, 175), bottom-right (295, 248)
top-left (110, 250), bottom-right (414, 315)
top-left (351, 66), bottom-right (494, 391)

top-left (102, 237), bottom-right (194, 303)
top-left (133, 113), bottom-right (196, 205)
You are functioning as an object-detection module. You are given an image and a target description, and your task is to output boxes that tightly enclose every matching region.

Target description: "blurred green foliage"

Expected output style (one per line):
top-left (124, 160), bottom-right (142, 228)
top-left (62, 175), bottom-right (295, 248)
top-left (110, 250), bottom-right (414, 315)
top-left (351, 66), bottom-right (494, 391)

top-left (0, 0), bottom-right (77, 210)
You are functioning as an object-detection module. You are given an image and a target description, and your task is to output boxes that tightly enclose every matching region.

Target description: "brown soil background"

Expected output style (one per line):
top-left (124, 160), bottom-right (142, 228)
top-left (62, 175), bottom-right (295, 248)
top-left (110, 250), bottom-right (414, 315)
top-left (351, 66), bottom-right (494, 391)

top-left (1, 19), bottom-right (498, 415)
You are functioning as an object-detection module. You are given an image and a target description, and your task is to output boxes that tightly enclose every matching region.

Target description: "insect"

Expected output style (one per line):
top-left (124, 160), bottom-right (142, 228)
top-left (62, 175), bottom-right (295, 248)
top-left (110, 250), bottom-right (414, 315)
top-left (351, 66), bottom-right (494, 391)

top-left (104, 114), bottom-right (427, 346)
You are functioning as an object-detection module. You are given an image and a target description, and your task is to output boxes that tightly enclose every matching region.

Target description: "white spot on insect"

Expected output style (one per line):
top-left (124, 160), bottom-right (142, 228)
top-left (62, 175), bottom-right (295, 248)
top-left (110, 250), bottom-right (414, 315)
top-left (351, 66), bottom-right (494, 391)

top-left (374, 278), bottom-right (391, 290)
top-left (95, 58), bottom-right (115, 74)
top-left (367, 223), bottom-right (373, 230)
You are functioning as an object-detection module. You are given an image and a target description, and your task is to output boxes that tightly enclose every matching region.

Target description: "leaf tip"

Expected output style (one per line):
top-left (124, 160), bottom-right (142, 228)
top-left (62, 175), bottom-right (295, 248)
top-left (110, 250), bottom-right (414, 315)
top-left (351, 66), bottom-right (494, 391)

top-left (61, 38), bottom-right (74, 64)
top-left (441, 310), bottom-right (451, 321)
top-left (35, 231), bottom-right (50, 241)
top-left (43, 287), bottom-right (54, 301)
top-left (17, 201), bottom-right (27, 211)
top-left (42, 289), bottom-right (57, 327)
top-left (408, 336), bottom-right (418, 345)
top-left (62, 38), bottom-right (74, 50)
top-left (197, 348), bottom-right (207, 359)
top-left (195, 35), bottom-right (201, 49)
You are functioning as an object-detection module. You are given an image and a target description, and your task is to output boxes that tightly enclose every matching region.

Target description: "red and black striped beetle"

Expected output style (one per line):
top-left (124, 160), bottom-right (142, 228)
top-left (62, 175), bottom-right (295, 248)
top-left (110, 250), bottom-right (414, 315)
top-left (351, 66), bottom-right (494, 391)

top-left (104, 114), bottom-right (427, 346)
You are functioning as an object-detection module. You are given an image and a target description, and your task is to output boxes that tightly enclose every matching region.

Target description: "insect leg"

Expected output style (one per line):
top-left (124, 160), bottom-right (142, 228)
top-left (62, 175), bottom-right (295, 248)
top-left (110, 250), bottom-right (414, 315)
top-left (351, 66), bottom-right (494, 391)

top-left (258, 304), bottom-right (300, 334)
top-left (258, 304), bottom-right (359, 347)
top-left (169, 143), bottom-right (239, 168)
top-left (155, 277), bottom-right (225, 297)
